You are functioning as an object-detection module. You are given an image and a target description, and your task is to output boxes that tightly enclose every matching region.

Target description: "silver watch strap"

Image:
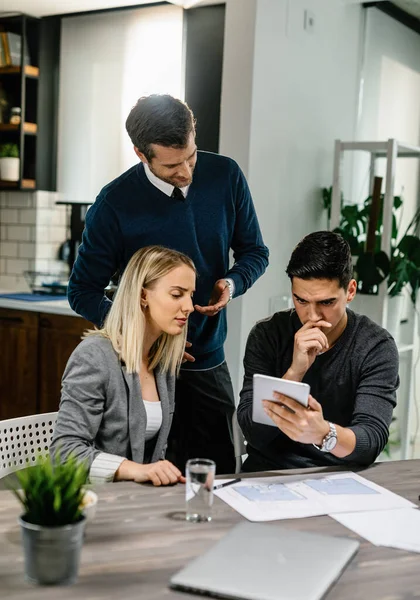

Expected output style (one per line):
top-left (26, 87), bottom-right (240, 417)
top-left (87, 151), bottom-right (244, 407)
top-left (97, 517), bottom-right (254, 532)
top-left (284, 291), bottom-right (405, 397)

top-left (313, 422), bottom-right (337, 452)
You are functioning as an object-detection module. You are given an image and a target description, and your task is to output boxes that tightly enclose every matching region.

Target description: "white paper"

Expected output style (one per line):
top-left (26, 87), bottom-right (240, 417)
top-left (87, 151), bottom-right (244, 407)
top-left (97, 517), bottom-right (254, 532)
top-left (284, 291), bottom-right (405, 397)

top-left (214, 472), bottom-right (416, 522)
top-left (332, 508), bottom-right (420, 552)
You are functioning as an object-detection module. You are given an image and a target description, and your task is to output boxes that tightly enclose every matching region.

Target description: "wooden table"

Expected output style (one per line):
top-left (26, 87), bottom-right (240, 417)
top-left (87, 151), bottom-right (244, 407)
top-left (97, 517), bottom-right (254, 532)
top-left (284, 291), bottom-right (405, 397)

top-left (1, 460), bottom-right (420, 599)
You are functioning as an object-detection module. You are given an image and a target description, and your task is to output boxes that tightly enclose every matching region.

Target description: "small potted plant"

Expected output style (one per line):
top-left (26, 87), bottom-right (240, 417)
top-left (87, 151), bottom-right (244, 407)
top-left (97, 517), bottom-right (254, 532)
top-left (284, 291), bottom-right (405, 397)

top-left (10, 454), bottom-right (89, 585)
top-left (0, 142), bottom-right (20, 181)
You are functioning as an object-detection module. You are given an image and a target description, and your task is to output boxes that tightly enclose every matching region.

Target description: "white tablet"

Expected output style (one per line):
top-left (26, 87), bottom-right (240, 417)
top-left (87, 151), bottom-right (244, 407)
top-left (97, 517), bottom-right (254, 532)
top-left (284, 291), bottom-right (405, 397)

top-left (252, 374), bottom-right (310, 427)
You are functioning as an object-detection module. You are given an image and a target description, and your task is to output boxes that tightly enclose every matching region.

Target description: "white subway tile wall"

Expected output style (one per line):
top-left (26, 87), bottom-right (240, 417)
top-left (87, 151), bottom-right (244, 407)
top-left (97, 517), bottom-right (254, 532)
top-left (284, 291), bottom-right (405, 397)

top-left (19, 209), bottom-right (37, 225)
top-left (0, 191), bottom-right (69, 289)
top-left (8, 225), bottom-right (32, 242)
top-left (0, 241), bottom-right (18, 256)
top-left (2, 209), bottom-right (19, 224)
top-left (18, 242), bottom-right (35, 259)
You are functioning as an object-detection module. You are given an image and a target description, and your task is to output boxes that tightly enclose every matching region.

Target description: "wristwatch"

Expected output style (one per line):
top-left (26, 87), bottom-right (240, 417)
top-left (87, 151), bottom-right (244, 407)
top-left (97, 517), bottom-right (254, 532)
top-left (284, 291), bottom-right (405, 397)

top-left (224, 279), bottom-right (234, 303)
top-left (313, 422), bottom-right (337, 452)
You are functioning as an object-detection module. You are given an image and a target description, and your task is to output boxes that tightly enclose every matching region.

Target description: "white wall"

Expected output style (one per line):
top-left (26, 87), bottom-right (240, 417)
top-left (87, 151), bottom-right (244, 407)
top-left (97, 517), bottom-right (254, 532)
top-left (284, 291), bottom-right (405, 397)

top-left (57, 4), bottom-right (183, 203)
top-left (358, 8), bottom-right (420, 230)
top-left (221, 0), bottom-right (363, 397)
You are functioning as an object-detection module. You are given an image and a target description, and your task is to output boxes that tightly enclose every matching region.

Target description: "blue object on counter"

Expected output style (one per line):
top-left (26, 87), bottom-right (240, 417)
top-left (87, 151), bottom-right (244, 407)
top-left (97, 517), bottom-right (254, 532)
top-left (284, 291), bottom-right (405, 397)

top-left (0, 293), bottom-right (68, 302)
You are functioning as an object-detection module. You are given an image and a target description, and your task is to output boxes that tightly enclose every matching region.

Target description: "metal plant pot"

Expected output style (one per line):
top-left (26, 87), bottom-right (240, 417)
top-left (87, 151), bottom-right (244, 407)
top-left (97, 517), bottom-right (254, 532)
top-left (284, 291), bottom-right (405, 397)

top-left (18, 516), bottom-right (86, 585)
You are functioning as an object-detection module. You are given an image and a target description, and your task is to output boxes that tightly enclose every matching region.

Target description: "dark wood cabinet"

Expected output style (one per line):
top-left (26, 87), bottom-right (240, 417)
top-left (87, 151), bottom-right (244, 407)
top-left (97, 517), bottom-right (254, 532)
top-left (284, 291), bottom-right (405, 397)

top-left (38, 313), bottom-right (90, 414)
top-left (0, 308), bottom-right (38, 419)
top-left (0, 308), bottom-right (91, 419)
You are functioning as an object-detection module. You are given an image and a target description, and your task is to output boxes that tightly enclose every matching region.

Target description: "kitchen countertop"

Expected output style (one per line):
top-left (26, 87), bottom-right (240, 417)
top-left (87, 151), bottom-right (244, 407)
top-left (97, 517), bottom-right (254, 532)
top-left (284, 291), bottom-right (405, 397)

top-left (0, 289), bottom-right (78, 317)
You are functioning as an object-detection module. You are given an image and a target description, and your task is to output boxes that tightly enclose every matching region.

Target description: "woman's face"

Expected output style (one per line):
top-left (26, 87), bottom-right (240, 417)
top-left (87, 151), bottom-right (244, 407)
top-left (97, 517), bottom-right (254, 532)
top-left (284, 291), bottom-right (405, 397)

top-left (143, 264), bottom-right (195, 338)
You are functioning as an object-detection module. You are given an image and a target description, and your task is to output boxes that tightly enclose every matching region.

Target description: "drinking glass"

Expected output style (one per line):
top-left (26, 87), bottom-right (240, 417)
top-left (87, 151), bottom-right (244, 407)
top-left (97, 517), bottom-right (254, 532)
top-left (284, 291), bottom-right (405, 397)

top-left (185, 458), bottom-right (216, 522)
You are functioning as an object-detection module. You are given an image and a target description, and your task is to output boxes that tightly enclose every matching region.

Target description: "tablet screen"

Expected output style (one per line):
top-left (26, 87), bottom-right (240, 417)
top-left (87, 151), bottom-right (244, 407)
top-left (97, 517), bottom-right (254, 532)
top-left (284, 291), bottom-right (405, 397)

top-left (252, 374), bottom-right (310, 427)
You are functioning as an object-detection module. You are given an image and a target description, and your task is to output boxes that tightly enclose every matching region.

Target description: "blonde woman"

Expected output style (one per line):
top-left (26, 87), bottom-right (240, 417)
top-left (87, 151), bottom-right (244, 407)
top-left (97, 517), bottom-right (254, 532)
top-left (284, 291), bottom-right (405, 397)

top-left (51, 245), bottom-right (195, 486)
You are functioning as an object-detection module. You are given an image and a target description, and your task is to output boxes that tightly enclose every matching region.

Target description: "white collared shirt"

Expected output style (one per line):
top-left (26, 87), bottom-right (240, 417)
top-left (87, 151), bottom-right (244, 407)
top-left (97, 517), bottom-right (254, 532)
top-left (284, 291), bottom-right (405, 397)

top-left (142, 161), bottom-right (235, 298)
top-left (143, 162), bottom-right (190, 198)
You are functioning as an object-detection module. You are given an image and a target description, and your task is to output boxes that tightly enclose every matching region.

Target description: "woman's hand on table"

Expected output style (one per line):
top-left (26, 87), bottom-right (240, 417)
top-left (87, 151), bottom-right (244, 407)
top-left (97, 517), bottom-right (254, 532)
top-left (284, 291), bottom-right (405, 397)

top-left (115, 459), bottom-right (186, 486)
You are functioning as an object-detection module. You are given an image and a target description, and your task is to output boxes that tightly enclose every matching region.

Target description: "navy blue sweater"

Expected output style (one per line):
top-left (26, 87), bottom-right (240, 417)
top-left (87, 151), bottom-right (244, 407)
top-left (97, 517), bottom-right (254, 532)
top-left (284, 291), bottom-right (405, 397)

top-left (68, 151), bottom-right (269, 369)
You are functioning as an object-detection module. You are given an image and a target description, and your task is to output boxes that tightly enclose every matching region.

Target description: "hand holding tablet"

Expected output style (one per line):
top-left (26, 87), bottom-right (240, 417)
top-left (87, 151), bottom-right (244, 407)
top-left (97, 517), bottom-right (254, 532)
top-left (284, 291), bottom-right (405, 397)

top-left (252, 374), bottom-right (310, 427)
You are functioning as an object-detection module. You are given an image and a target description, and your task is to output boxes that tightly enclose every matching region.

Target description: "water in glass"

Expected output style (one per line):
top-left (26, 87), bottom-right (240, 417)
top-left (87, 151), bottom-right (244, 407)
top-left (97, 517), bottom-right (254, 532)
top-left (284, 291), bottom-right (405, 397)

top-left (185, 458), bottom-right (215, 522)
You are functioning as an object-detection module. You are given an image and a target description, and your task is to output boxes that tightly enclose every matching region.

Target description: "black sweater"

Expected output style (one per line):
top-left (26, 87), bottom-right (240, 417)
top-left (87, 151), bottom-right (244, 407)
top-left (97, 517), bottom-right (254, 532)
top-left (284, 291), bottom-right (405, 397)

top-left (237, 308), bottom-right (399, 471)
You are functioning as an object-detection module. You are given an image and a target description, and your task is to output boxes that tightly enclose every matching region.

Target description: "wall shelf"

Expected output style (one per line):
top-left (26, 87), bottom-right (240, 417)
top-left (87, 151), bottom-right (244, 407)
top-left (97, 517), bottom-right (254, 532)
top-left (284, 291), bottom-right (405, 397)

top-left (397, 344), bottom-right (414, 354)
top-left (0, 178), bottom-right (36, 189)
top-left (0, 65), bottom-right (39, 78)
top-left (0, 123), bottom-right (38, 134)
top-left (0, 14), bottom-right (59, 192)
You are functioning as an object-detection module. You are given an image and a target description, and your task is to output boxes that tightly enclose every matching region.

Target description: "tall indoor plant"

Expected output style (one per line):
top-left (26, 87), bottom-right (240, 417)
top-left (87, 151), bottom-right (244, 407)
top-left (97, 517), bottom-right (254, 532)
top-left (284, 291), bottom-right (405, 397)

top-left (322, 185), bottom-right (420, 307)
top-left (10, 454), bottom-right (89, 585)
top-left (387, 208), bottom-right (420, 305)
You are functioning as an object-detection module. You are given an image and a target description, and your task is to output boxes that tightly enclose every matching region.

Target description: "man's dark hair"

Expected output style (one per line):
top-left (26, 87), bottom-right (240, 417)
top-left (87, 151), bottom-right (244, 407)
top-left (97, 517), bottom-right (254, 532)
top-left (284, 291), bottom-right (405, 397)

top-left (286, 231), bottom-right (353, 289)
top-left (125, 94), bottom-right (196, 161)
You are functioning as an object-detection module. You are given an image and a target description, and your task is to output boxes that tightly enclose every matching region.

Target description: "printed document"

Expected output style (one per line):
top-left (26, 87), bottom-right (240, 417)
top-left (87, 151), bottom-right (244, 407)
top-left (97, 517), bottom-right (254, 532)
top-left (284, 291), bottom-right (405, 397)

top-left (214, 472), bottom-right (415, 522)
top-left (332, 508), bottom-right (420, 553)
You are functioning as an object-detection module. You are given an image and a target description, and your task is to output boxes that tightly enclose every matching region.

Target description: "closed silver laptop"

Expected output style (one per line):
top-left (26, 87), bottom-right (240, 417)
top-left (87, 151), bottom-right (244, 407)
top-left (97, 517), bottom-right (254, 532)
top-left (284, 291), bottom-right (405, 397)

top-left (170, 522), bottom-right (359, 600)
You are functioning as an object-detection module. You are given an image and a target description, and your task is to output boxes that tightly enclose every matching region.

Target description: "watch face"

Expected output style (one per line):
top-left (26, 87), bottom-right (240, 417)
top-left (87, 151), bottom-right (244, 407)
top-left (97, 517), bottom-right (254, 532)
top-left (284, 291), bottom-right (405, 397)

top-left (324, 435), bottom-right (337, 451)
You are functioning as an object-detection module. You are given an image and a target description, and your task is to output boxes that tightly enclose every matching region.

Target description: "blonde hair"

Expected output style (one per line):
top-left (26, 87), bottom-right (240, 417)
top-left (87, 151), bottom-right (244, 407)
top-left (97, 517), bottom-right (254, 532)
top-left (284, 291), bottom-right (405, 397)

top-left (85, 245), bottom-right (195, 375)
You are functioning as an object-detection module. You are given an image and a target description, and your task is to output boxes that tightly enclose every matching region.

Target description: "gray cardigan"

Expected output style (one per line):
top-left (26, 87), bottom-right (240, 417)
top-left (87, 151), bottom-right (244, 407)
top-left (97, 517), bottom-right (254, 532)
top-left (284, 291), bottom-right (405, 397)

top-left (50, 335), bottom-right (175, 480)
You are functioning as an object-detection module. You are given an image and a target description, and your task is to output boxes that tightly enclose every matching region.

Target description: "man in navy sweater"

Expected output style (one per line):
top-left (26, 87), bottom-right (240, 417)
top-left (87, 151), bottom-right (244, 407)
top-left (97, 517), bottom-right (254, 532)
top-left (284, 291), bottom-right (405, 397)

top-left (68, 94), bottom-right (269, 474)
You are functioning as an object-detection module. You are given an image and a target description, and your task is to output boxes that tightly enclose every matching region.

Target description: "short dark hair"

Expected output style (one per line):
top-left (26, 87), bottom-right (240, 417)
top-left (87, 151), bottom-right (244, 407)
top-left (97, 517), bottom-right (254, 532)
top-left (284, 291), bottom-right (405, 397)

top-left (286, 231), bottom-right (353, 289)
top-left (125, 94), bottom-right (196, 161)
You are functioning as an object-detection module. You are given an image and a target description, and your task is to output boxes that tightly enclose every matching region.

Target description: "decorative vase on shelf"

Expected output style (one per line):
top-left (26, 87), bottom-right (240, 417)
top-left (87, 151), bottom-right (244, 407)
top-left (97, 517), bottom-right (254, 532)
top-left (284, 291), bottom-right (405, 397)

top-left (0, 157), bottom-right (19, 181)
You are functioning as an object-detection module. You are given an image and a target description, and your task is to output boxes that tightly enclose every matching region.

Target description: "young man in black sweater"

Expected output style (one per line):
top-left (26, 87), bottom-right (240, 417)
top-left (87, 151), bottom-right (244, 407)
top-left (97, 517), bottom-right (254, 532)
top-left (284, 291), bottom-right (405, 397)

top-left (237, 231), bottom-right (399, 472)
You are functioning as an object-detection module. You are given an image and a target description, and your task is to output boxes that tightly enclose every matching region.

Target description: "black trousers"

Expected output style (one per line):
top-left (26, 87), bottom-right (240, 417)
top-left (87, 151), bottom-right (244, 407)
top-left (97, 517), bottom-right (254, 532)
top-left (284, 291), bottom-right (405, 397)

top-left (168, 362), bottom-right (236, 476)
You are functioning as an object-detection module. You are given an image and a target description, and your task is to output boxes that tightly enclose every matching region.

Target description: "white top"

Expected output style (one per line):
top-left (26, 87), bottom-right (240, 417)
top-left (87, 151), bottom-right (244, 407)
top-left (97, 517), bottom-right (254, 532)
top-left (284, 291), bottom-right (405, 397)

top-left (143, 162), bottom-right (190, 198)
top-left (143, 400), bottom-right (163, 441)
top-left (89, 399), bottom-right (163, 484)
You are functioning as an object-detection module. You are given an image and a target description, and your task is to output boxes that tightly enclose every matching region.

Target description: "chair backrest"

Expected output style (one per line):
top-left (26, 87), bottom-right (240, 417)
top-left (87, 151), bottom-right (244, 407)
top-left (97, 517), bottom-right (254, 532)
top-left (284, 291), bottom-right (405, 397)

top-left (0, 412), bottom-right (58, 479)
top-left (232, 410), bottom-right (247, 474)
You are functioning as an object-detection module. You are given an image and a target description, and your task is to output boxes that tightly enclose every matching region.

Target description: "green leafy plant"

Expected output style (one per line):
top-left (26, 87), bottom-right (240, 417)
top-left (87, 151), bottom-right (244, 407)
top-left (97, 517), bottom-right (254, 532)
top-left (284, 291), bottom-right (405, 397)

top-left (322, 186), bottom-right (420, 304)
top-left (0, 143), bottom-right (19, 158)
top-left (10, 454), bottom-right (89, 527)
top-left (387, 209), bottom-right (420, 303)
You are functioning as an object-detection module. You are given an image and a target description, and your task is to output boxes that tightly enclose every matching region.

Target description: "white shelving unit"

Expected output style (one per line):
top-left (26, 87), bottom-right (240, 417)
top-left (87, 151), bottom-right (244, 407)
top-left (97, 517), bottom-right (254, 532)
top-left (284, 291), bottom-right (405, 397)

top-left (331, 138), bottom-right (420, 459)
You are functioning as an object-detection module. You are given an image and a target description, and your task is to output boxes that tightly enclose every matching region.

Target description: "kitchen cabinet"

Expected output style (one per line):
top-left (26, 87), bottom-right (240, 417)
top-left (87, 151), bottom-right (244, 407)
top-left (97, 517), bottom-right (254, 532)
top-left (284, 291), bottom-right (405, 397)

top-left (0, 308), bottom-right (38, 419)
top-left (38, 313), bottom-right (90, 414)
top-left (0, 308), bottom-right (92, 419)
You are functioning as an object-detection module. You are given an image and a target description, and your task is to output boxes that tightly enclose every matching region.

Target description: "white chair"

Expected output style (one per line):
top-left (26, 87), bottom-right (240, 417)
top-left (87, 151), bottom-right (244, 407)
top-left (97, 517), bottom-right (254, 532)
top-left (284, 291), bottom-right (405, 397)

top-left (0, 412), bottom-right (58, 479)
top-left (232, 410), bottom-right (247, 473)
